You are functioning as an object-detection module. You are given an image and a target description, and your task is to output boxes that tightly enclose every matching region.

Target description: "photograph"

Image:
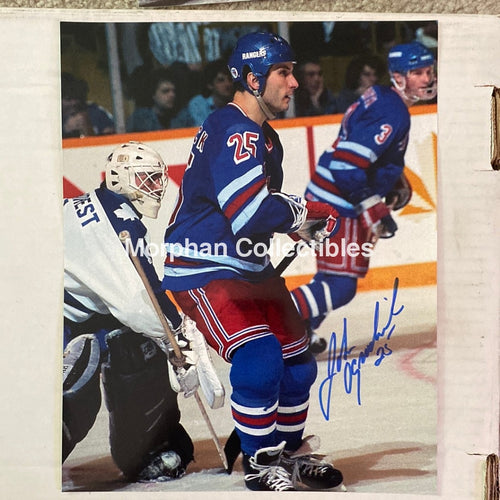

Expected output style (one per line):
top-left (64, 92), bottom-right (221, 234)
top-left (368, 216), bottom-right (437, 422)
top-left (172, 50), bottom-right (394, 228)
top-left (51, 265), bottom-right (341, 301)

top-left (60, 18), bottom-right (438, 494)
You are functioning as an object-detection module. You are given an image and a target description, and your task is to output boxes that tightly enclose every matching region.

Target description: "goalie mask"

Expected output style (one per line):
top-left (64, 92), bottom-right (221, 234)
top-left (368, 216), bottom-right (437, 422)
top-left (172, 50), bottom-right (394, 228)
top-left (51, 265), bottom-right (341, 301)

top-left (388, 42), bottom-right (437, 102)
top-left (105, 142), bottom-right (168, 219)
top-left (228, 31), bottom-right (296, 118)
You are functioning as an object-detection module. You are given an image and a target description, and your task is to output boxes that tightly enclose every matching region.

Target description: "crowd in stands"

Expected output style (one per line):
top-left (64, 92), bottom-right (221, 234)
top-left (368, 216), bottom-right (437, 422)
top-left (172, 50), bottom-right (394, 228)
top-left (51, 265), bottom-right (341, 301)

top-left (61, 72), bottom-right (115, 138)
top-left (125, 58), bottom-right (234, 132)
top-left (61, 21), bottom-right (437, 138)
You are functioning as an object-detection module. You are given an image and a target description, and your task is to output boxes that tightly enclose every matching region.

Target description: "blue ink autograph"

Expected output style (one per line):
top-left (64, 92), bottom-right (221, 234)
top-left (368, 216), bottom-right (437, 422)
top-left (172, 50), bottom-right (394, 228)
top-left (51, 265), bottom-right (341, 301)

top-left (319, 277), bottom-right (404, 418)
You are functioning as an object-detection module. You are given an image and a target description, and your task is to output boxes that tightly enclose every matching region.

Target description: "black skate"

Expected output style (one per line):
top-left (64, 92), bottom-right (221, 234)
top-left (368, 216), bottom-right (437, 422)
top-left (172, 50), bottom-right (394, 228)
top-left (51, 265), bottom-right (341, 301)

top-left (278, 450), bottom-right (344, 490)
top-left (137, 450), bottom-right (186, 482)
top-left (308, 328), bottom-right (327, 355)
top-left (242, 441), bottom-right (295, 491)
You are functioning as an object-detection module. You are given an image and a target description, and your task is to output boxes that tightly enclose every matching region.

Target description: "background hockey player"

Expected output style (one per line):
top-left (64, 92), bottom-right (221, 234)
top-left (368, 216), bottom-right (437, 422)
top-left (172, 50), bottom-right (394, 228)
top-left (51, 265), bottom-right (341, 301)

top-left (63, 141), bottom-right (196, 481)
top-left (290, 41), bottom-right (437, 354)
top-left (162, 31), bottom-right (343, 492)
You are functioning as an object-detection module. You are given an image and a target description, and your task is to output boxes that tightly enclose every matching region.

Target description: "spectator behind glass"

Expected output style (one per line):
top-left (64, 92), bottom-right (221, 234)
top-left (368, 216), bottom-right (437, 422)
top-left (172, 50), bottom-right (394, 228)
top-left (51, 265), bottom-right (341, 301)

top-left (336, 54), bottom-right (385, 113)
top-left (61, 72), bottom-right (115, 138)
top-left (182, 59), bottom-right (235, 127)
top-left (126, 67), bottom-right (191, 132)
top-left (294, 58), bottom-right (338, 117)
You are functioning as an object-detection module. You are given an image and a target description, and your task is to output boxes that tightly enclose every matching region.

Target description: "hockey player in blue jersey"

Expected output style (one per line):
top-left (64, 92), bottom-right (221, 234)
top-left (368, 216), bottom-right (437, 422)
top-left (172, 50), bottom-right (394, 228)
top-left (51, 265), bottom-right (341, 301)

top-left (63, 142), bottom-right (200, 482)
top-left (290, 41), bottom-right (437, 354)
top-left (162, 32), bottom-right (343, 492)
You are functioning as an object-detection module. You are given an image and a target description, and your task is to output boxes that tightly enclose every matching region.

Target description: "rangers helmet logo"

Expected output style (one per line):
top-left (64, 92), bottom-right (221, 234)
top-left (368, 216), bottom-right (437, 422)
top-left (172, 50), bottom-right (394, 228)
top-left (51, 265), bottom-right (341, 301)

top-left (241, 48), bottom-right (267, 60)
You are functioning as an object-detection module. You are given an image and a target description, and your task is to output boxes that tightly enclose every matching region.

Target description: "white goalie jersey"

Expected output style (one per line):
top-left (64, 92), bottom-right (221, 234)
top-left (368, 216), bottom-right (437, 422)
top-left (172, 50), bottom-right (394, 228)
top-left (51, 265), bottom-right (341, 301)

top-left (64, 186), bottom-right (181, 338)
top-left (64, 186), bottom-right (225, 407)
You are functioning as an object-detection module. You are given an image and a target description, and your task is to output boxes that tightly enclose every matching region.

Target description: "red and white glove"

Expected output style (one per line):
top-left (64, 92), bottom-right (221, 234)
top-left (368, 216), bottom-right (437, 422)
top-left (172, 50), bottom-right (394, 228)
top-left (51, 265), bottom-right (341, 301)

top-left (292, 201), bottom-right (339, 244)
top-left (355, 194), bottom-right (397, 239)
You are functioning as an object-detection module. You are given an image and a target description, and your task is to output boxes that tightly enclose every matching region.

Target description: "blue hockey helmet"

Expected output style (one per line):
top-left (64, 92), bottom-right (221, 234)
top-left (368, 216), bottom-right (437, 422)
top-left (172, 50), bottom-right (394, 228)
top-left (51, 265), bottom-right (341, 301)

top-left (387, 42), bottom-right (435, 75)
top-left (227, 31), bottom-right (296, 93)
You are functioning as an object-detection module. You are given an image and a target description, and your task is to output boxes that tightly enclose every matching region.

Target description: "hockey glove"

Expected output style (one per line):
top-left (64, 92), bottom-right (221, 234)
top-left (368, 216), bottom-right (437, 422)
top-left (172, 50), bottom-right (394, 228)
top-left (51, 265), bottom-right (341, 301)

top-left (292, 201), bottom-right (339, 245)
top-left (385, 173), bottom-right (412, 211)
top-left (168, 350), bottom-right (199, 398)
top-left (166, 321), bottom-right (199, 398)
top-left (354, 194), bottom-right (397, 239)
top-left (271, 192), bottom-right (338, 244)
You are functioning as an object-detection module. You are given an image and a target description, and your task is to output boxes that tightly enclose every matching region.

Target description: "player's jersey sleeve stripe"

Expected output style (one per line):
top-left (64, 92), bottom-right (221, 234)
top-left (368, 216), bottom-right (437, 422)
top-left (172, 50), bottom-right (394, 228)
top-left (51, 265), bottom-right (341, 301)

top-left (332, 150), bottom-right (371, 169)
top-left (328, 161), bottom-right (358, 171)
top-left (311, 170), bottom-right (337, 194)
top-left (332, 141), bottom-right (377, 169)
top-left (316, 164), bottom-right (335, 180)
top-left (306, 183), bottom-right (355, 213)
top-left (217, 165), bottom-right (263, 208)
top-left (223, 177), bottom-right (267, 221)
top-left (230, 184), bottom-right (270, 234)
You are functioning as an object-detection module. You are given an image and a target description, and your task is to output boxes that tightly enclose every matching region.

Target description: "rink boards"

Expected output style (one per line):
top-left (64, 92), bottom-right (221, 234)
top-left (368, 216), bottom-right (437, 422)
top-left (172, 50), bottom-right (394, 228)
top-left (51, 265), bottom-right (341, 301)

top-left (62, 105), bottom-right (437, 291)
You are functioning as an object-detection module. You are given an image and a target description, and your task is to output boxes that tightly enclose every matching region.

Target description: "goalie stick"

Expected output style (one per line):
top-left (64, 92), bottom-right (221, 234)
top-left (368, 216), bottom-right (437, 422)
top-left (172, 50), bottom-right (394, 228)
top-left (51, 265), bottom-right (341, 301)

top-left (119, 230), bottom-right (229, 471)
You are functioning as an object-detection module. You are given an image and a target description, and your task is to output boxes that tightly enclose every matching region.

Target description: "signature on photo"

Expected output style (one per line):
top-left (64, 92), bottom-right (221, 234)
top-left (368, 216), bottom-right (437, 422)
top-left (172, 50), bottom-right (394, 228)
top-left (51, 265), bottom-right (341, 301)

top-left (319, 277), bottom-right (404, 417)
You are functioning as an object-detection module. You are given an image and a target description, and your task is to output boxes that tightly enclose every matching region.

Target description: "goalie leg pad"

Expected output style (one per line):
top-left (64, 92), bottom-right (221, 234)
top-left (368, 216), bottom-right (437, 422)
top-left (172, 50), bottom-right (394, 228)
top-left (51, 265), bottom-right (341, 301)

top-left (101, 328), bottom-right (193, 479)
top-left (62, 334), bottom-right (102, 462)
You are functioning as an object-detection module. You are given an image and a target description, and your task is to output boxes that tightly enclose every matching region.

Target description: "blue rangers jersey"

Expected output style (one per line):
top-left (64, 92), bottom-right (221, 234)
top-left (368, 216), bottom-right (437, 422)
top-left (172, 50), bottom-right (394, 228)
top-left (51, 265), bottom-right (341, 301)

top-left (305, 85), bottom-right (410, 217)
top-left (163, 103), bottom-right (303, 292)
top-left (64, 185), bottom-right (181, 336)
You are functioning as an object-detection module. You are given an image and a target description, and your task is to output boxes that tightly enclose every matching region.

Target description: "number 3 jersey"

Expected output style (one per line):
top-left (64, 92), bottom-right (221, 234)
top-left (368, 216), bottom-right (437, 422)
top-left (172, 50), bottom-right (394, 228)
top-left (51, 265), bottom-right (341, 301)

top-left (163, 103), bottom-right (301, 292)
top-left (305, 85), bottom-right (411, 217)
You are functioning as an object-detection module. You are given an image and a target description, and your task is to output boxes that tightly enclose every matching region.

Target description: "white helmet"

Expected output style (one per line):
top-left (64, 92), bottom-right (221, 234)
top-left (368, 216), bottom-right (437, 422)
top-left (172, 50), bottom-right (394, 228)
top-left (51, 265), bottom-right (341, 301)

top-left (105, 142), bottom-right (167, 219)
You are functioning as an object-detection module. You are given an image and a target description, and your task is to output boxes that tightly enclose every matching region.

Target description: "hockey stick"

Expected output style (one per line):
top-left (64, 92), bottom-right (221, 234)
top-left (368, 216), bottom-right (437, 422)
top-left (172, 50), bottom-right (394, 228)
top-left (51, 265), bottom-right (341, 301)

top-left (274, 240), bottom-right (307, 276)
top-left (118, 230), bottom-right (229, 471)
